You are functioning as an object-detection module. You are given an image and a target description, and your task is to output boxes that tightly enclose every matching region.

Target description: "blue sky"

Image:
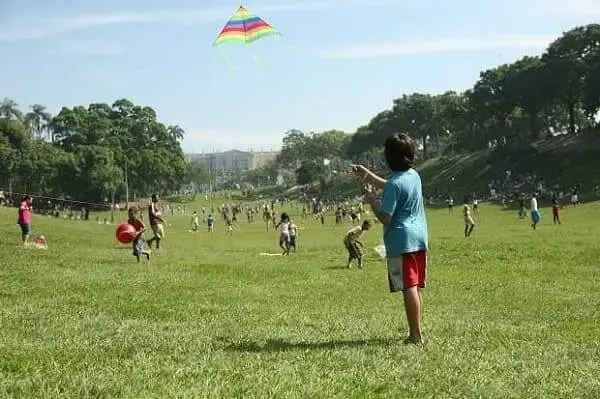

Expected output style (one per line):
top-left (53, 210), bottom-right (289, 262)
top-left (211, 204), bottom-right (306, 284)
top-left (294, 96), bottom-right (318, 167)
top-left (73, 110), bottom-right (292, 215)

top-left (0, 0), bottom-right (597, 153)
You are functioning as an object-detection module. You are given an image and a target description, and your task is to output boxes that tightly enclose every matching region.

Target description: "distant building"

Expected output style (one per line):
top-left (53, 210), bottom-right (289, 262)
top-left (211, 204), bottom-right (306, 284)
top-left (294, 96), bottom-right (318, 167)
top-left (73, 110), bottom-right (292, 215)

top-left (189, 149), bottom-right (279, 172)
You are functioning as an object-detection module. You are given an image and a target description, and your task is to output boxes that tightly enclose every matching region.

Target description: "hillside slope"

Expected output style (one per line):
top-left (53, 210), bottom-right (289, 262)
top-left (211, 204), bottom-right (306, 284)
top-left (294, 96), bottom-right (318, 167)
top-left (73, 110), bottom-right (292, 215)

top-left (418, 133), bottom-right (600, 199)
top-left (313, 133), bottom-right (600, 202)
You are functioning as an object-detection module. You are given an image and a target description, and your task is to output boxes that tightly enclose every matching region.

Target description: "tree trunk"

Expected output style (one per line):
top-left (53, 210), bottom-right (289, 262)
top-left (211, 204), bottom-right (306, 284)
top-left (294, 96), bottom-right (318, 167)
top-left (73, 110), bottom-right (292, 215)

top-left (110, 189), bottom-right (116, 223)
top-left (568, 100), bottom-right (576, 135)
top-left (422, 136), bottom-right (428, 159)
top-left (529, 111), bottom-right (539, 140)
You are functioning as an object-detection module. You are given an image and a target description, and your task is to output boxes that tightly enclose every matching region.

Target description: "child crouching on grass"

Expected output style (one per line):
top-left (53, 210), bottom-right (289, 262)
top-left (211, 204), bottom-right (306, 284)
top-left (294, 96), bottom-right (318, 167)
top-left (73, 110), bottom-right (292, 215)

top-left (351, 133), bottom-right (429, 345)
top-left (343, 220), bottom-right (371, 269)
top-left (128, 208), bottom-right (151, 262)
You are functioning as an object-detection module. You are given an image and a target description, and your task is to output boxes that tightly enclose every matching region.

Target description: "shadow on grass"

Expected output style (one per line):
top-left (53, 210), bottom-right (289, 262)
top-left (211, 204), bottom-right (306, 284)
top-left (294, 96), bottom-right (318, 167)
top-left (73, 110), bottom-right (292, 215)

top-left (219, 337), bottom-right (395, 352)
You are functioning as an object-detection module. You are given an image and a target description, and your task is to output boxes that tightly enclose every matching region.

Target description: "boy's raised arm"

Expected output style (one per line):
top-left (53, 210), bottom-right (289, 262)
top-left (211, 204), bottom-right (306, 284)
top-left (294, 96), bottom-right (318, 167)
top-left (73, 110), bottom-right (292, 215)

top-left (350, 164), bottom-right (387, 190)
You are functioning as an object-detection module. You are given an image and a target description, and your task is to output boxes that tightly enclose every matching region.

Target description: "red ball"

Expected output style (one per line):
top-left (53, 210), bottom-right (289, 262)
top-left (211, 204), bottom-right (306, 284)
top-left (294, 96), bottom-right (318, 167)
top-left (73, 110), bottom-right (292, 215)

top-left (116, 223), bottom-right (136, 244)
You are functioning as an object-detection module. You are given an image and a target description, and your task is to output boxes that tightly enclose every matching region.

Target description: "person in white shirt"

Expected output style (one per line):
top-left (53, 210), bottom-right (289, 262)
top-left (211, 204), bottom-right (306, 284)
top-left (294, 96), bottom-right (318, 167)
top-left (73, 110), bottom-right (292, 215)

top-left (530, 194), bottom-right (540, 230)
top-left (447, 196), bottom-right (454, 214)
top-left (275, 212), bottom-right (291, 255)
top-left (472, 195), bottom-right (479, 215)
top-left (190, 211), bottom-right (199, 232)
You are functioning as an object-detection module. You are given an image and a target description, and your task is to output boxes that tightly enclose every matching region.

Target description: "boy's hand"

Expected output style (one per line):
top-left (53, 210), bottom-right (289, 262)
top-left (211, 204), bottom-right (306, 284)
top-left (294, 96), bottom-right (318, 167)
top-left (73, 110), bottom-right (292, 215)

top-left (363, 184), bottom-right (377, 202)
top-left (349, 164), bottom-right (369, 179)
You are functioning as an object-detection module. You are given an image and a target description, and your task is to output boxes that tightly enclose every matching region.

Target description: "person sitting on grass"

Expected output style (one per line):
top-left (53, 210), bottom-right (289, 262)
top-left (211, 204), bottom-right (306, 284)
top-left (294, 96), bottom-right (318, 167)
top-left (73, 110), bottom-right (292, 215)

top-left (351, 133), bottom-right (429, 346)
top-left (127, 208), bottom-right (150, 262)
top-left (343, 220), bottom-right (371, 269)
top-left (463, 197), bottom-right (475, 237)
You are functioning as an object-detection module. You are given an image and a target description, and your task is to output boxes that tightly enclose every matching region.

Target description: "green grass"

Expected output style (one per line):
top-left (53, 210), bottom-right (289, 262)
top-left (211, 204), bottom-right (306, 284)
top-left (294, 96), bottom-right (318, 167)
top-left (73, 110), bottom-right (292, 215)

top-left (1, 200), bottom-right (599, 398)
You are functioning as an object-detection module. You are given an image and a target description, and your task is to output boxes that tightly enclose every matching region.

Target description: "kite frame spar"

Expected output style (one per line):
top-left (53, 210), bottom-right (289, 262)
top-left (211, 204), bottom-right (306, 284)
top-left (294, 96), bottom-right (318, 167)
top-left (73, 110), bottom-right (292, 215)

top-left (213, 4), bottom-right (281, 47)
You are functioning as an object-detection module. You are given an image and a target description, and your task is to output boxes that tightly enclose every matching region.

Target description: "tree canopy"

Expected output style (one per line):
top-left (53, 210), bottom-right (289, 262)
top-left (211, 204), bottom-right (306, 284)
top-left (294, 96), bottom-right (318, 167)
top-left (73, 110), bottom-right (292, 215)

top-left (0, 98), bottom-right (187, 206)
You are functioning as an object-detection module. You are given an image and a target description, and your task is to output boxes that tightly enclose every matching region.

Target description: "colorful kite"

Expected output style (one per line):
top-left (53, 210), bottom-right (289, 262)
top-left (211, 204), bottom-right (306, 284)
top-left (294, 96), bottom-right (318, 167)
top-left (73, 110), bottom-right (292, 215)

top-left (213, 5), bottom-right (281, 46)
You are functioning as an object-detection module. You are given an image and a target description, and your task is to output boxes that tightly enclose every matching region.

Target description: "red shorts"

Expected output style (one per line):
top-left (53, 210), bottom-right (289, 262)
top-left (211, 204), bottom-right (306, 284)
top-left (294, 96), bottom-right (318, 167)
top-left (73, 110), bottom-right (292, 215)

top-left (387, 250), bottom-right (427, 293)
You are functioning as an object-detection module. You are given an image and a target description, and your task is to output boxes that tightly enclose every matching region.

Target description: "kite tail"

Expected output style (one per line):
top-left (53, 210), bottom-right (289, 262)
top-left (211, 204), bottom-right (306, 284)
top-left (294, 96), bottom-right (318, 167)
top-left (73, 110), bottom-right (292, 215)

top-left (245, 42), bottom-right (264, 68)
top-left (252, 53), bottom-right (264, 68)
top-left (217, 47), bottom-right (236, 71)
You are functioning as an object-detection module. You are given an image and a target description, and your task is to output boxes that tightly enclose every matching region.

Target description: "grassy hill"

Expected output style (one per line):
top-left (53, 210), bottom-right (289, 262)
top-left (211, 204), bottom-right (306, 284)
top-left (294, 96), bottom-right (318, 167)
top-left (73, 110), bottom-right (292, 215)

top-left (418, 132), bottom-right (600, 200)
top-left (312, 132), bottom-right (600, 203)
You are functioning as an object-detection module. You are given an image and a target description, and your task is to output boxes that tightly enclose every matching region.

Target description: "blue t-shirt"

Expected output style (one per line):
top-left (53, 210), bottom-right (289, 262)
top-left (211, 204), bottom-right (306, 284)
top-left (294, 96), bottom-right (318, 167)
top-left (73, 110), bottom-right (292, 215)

top-left (379, 168), bottom-right (428, 257)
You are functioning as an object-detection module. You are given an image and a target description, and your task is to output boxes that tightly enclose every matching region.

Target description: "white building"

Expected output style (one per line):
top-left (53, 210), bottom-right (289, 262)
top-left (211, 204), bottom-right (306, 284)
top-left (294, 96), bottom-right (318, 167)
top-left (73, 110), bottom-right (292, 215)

top-left (190, 149), bottom-right (279, 172)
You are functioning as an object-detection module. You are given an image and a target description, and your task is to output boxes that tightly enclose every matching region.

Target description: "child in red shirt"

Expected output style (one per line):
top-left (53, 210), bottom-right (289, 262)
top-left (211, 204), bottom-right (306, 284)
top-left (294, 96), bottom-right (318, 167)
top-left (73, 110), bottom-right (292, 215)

top-left (17, 195), bottom-right (33, 245)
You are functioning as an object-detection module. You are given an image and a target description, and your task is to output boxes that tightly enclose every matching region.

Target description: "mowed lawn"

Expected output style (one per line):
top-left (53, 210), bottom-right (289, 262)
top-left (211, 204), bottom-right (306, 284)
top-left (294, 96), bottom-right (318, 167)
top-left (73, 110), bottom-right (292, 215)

top-left (0, 201), bottom-right (599, 398)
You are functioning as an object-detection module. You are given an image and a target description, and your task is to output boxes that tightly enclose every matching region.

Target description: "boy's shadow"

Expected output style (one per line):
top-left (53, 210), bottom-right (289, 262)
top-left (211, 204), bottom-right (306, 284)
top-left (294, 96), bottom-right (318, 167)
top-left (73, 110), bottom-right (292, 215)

top-left (218, 337), bottom-right (394, 353)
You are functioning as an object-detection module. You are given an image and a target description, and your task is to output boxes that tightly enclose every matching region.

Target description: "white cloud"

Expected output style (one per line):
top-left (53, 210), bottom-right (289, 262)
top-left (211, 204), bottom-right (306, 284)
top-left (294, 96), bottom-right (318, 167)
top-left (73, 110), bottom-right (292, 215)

top-left (60, 39), bottom-right (124, 55)
top-left (536, 0), bottom-right (600, 17)
top-left (0, 0), bottom-right (412, 42)
top-left (182, 129), bottom-right (283, 153)
top-left (320, 34), bottom-right (556, 60)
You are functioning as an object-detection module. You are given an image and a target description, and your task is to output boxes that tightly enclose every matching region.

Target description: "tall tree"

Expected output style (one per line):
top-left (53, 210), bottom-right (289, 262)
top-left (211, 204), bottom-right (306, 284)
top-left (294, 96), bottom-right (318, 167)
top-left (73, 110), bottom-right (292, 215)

top-left (0, 98), bottom-right (23, 121)
top-left (543, 24), bottom-right (600, 134)
top-left (24, 104), bottom-right (52, 140)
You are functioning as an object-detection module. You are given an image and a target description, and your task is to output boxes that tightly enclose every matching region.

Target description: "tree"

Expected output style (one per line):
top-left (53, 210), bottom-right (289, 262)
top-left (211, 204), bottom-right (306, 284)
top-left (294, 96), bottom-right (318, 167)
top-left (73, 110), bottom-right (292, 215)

top-left (543, 24), bottom-right (600, 134)
top-left (505, 56), bottom-right (549, 139)
top-left (185, 161), bottom-right (211, 197)
top-left (24, 104), bottom-right (52, 140)
top-left (296, 160), bottom-right (327, 185)
top-left (392, 94), bottom-right (436, 158)
top-left (243, 159), bottom-right (279, 187)
top-left (583, 45), bottom-right (600, 119)
top-left (0, 98), bottom-right (23, 121)
top-left (278, 129), bottom-right (310, 169)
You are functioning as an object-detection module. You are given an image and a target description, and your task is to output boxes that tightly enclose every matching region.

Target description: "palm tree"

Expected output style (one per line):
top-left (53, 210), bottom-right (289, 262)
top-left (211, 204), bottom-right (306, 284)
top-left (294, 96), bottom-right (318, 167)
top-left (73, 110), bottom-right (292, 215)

top-left (0, 98), bottom-right (23, 120)
top-left (168, 125), bottom-right (185, 141)
top-left (24, 104), bottom-right (52, 140)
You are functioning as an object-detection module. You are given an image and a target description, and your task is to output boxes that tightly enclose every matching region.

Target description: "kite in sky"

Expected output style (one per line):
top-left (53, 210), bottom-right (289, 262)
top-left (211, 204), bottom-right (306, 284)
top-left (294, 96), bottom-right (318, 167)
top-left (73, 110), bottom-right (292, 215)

top-left (213, 5), bottom-right (281, 46)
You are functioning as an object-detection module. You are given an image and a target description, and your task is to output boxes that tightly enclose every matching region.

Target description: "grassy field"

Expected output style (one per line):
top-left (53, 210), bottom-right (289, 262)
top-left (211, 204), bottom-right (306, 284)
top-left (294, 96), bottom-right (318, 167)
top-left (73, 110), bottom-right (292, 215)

top-left (1, 200), bottom-right (599, 398)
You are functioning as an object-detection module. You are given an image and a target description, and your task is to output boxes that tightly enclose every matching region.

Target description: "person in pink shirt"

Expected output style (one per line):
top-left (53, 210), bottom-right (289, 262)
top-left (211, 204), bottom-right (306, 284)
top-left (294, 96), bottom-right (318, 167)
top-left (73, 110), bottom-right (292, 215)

top-left (17, 195), bottom-right (33, 245)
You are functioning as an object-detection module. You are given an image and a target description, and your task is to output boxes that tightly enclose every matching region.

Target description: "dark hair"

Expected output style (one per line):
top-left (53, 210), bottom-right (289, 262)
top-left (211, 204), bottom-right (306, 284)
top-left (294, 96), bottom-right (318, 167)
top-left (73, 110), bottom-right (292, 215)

top-left (362, 220), bottom-right (372, 230)
top-left (384, 133), bottom-right (415, 172)
top-left (281, 212), bottom-right (289, 221)
top-left (151, 194), bottom-right (159, 200)
top-left (22, 195), bottom-right (31, 202)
